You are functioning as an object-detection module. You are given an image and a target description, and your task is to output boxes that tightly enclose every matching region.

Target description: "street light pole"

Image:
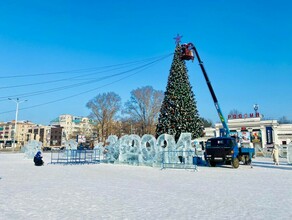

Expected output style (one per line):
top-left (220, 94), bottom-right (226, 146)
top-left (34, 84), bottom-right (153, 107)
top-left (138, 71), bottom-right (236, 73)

top-left (253, 104), bottom-right (259, 116)
top-left (8, 98), bottom-right (27, 151)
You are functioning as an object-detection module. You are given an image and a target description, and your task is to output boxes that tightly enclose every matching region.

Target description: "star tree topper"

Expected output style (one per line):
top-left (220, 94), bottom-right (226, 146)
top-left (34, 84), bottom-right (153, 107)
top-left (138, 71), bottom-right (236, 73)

top-left (173, 34), bottom-right (182, 45)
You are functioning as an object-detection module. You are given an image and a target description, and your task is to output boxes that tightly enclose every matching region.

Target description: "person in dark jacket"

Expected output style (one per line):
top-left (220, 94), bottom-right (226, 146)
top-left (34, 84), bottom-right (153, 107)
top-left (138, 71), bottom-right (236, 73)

top-left (34, 151), bottom-right (44, 166)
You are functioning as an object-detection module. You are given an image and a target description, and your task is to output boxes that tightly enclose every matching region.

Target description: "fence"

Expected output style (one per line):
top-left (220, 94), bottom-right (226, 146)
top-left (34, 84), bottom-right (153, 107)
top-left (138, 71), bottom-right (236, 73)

top-left (161, 150), bottom-right (199, 171)
top-left (50, 148), bottom-right (205, 169)
top-left (279, 145), bottom-right (288, 158)
top-left (255, 145), bottom-right (288, 158)
top-left (50, 149), bottom-right (101, 164)
top-left (287, 144), bottom-right (292, 164)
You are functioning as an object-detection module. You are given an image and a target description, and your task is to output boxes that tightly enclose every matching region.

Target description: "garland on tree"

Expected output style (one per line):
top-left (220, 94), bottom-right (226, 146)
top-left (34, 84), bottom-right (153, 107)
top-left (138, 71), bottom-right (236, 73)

top-left (156, 43), bottom-right (203, 141)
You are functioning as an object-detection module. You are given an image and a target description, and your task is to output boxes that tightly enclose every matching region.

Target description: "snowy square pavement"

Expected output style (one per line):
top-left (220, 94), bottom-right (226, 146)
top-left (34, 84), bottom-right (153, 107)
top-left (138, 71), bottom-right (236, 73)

top-left (0, 153), bottom-right (291, 220)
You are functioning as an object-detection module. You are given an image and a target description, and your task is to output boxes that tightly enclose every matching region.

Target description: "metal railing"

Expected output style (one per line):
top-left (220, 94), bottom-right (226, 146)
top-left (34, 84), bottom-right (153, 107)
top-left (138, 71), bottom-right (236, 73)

top-left (50, 149), bottom-right (101, 164)
top-left (161, 150), bottom-right (199, 171)
top-left (255, 145), bottom-right (288, 158)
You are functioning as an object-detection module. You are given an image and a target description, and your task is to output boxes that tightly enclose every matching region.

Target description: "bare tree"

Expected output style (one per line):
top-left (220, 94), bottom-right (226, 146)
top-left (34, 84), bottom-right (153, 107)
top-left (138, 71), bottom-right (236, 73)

top-left (123, 86), bottom-right (164, 135)
top-left (200, 117), bottom-right (213, 127)
top-left (278, 116), bottom-right (291, 124)
top-left (86, 92), bottom-right (121, 141)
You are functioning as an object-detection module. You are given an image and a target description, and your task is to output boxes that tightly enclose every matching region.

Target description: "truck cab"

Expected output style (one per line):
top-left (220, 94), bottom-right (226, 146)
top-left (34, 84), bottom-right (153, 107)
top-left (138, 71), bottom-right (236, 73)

top-left (205, 137), bottom-right (239, 168)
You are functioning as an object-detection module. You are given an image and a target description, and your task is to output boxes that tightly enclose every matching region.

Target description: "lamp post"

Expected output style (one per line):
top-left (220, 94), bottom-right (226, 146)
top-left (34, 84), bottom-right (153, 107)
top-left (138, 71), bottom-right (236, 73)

top-left (253, 104), bottom-right (259, 115)
top-left (8, 98), bottom-right (27, 151)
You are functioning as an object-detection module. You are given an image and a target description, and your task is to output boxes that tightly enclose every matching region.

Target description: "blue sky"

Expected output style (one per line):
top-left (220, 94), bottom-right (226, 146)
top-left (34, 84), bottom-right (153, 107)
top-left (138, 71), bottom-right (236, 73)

top-left (0, 0), bottom-right (291, 125)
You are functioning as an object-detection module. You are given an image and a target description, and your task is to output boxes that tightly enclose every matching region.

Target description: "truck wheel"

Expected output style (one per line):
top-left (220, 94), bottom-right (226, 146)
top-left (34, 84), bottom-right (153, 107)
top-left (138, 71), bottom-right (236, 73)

top-left (232, 158), bottom-right (239, 168)
top-left (210, 160), bottom-right (217, 167)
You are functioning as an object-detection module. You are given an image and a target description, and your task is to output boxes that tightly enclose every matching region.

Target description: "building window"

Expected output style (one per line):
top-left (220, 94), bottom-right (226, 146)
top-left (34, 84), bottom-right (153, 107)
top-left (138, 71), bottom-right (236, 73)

top-left (282, 141), bottom-right (287, 145)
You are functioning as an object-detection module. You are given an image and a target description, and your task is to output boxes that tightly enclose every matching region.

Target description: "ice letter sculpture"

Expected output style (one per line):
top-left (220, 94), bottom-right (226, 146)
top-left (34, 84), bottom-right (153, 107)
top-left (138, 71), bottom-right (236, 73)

top-left (104, 135), bottom-right (119, 163)
top-left (126, 134), bottom-right (141, 165)
top-left (140, 134), bottom-right (157, 165)
top-left (118, 135), bottom-right (130, 163)
top-left (100, 133), bottom-right (194, 166)
top-left (64, 139), bottom-right (78, 150)
top-left (157, 134), bottom-right (177, 164)
top-left (176, 133), bottom-right (194, 165)
top-left (23, 140), bottom-right (42, 159)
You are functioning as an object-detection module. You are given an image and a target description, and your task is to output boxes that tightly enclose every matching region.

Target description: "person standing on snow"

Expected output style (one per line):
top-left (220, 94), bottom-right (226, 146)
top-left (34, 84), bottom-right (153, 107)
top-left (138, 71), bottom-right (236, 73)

top-left (271, 145), bottom-right (279, 165)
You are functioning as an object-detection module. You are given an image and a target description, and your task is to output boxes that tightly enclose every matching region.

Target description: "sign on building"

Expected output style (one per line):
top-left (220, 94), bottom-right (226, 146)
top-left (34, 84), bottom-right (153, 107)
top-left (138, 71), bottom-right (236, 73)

top-left (77, 135), bottom-right (86, 143)
top-left (266, 127), bottom-right (273, 144)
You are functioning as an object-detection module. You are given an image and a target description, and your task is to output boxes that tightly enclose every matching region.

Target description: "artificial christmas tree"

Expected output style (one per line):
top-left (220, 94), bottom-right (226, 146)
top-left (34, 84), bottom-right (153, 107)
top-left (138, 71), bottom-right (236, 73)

top-left (156, 43), bottom-right (203, 141)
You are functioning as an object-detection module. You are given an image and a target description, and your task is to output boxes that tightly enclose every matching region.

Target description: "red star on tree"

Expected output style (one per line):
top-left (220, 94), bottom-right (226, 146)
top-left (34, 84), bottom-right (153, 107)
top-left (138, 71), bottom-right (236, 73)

top-left (173, 34), bottom-right (182, 44)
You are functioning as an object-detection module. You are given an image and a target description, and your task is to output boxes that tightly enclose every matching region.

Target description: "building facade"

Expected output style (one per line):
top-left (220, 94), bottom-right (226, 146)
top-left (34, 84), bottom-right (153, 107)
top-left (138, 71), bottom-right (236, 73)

top-left (214, 114), bottom-right (292, 148)
top-left (0, 120), bottom-right (35, 148)
top-left (1, 114), bottom-right (95, 149)
top-left (27, 125), bottom-right (63, 147)
top-left (0, 121), bottom-right (64, 149)
top-left (50, 114), bottom-right (96, 142)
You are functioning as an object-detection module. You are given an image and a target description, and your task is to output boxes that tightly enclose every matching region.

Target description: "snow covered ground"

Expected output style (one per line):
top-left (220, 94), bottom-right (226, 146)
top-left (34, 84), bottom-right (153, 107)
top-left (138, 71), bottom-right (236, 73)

top-left (0, 152), bottom-right (291, 220)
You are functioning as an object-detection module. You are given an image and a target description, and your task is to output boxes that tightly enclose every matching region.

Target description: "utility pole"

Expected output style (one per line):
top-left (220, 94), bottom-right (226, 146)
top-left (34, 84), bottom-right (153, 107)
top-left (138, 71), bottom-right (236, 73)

top-left (8, 98), bottom-right (27, 151)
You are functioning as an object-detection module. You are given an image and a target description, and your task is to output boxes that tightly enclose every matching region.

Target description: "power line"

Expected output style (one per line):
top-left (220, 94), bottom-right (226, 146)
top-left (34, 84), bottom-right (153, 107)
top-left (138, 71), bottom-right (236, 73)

top-left (0, 54), bottom-right (171, 90)
top-left (0, 64), bottom-right (141, 90)
top-left (0, 54), bottom-right (169, 79)
top-left (0, 53), bottom-right (172, 100)
top-left (0, 53), bottom-right (172, 115)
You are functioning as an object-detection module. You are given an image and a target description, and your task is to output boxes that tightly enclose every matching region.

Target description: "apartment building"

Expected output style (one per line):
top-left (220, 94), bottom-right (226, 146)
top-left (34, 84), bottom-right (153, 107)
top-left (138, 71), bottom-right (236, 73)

top-left (0, 120), bottom-right (64, 148)
top-left (0, 120), bottom-right (35, 148)
top-left (50, 114), bottom-right (96, 141)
